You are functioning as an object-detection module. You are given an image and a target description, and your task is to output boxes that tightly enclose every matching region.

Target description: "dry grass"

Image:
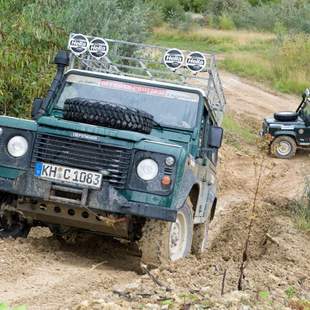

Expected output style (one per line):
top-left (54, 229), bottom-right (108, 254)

top-left (188, 28), bottom-right (275, 45)
top-left (153, 26), bottom-right (274, 46)
top-left (151, 25), bottom-right (310, 95)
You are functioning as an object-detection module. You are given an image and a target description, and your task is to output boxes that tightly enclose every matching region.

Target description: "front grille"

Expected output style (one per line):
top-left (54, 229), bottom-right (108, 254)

top-left (32, 133), bottom-right (133, 189)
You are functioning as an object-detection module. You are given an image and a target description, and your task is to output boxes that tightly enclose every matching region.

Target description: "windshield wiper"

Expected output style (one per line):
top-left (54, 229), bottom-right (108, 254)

top-left (152, 120), bottom-right (164, 131)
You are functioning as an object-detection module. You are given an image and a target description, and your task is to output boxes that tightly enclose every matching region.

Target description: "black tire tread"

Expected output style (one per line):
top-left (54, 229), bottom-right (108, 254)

top-left (63, 98), bottom-right (154, 134)
top-left (271, 135), bottom-right (297, 159)
top-left (274, 112), bottom-right (298, 122)
top-left (139, 202), bottom-right (193, 268)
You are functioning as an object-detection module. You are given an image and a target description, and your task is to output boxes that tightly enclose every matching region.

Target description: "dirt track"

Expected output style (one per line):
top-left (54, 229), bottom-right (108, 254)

top-left (0, 73), bottom-right (309, 310)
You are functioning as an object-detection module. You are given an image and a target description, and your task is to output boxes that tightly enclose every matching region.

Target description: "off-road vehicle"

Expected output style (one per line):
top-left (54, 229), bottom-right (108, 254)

top-left (0, 34), bottom-right (226, 266)
top-left (261, 88), bottom-right (310, 159)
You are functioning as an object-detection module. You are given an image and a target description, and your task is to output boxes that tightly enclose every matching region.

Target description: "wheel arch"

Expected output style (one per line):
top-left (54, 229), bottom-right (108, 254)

top-left (273, 131), bottom-right (297, 140)
top-left (188, 183), bottom-right (200, 214)
top-left (209, 197), bottom-right (217, 221)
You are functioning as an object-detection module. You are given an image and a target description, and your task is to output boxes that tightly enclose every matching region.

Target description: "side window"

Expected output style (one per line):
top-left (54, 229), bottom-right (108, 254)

top-left (199, 108), bottom-right (209, 150)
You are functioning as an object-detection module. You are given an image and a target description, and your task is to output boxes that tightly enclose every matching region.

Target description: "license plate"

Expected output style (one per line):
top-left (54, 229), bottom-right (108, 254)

top-left (34, 162), bottom-right (102, 189)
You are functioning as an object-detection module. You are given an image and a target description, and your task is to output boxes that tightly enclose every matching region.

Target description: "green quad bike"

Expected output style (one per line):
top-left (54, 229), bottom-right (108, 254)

top-left (0, 34), bottom-right (226, 267)
top-left (261, 88), bottom-right (310, 159)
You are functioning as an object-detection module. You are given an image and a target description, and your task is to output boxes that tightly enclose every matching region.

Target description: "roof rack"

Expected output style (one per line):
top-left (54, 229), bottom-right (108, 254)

top-left (67, 33), bottom-right (226, 124)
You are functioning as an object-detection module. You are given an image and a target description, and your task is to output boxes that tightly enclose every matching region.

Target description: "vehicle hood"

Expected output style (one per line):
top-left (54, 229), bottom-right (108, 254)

top-left (37, 116), bottom-right (192, 146)
top-left (264, 116), bottom-right (305, 125)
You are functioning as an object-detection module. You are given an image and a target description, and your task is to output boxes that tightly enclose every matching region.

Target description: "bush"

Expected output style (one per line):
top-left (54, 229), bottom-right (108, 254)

top-left (271, 33), bottom-right (310, 94)
top-left (207, 0), bottom-right (249, 16)
top-left (0, 0), bottom-right (153, 118)
top-left (231, 0), bottom-right (310, 33)
top-left (218, 15), bottom-right (235, 30)
top-left (206, 0), bottom-right (310, 33)
top-left (291, 178), bottom-right (310, 232)
top-left (179, 0), bottom-right (208, 12)
top-left (149, 0), bottom-right (185, 22)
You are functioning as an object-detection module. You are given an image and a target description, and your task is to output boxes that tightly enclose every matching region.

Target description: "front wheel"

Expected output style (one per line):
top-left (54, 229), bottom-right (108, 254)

top-left (139, 202), bottom-right (193, 268)
top-left (0, 210), bottom-right (30, 239)
top-left (271, 136), bottom-right (297, 159)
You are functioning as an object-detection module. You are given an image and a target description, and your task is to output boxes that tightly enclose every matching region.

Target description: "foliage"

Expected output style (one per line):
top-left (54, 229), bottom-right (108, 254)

top-left (222, 114), bottom-right (257, 149)
top-left (222, 33), bottom-right (310, 94)
top-left (218, 15), bottom-right (235, 30)
top-left (229, 0), bottom-right (310, 33)
top-left (179, 0), bottom-right (208, 12)
top-left (151, 26), bottom-right (309, 95)
top-left (271, 34), bottom-right (310, 93)
top-left (207, 0), bottom-right (250, 16)
top-left (0, 0), bottom-right (153, 118)
top-left (0, 303), bottom-right (27, 310)
top-left (285, 287), bottom-right (296, 299)
top-left (290, 178), bottom-right (310, 232)
top-left (202, 0), bottom-right (310, 34)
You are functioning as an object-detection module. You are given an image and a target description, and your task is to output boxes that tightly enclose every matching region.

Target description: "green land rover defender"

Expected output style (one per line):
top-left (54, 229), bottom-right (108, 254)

top-left (0, 34), bottom-right (226, 266)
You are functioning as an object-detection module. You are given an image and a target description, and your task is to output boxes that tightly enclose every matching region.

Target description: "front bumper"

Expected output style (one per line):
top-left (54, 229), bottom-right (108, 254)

top-left (0, 170), bottom-right (177, 222)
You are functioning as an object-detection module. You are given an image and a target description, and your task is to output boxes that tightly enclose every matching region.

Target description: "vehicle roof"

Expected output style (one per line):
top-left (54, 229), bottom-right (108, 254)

top-left (66, 34), bottom-right (226, 125)
top-left (65, 69), bottom-right (207, 98)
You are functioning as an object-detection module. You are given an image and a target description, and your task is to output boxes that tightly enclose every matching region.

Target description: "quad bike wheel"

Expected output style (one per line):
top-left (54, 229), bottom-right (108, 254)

top-left (139, 201), bottom-right (193, 268)
top-left (271, 136), bottom-right (297, 159)
top-left (0, 209), bottom-right (30, 239)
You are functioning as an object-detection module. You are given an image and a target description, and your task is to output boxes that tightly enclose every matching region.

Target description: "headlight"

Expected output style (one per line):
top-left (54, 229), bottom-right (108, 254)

top-left (7, 136), bottom-right (29, 158)
top-left (137, 159), bottom-right (159, 181)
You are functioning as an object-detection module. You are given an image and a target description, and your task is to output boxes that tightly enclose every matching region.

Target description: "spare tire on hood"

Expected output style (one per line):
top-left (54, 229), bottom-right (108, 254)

top-left (274, 111), bottom-right (298, 122)
top-left (63, 98), bottom-right (154, 134)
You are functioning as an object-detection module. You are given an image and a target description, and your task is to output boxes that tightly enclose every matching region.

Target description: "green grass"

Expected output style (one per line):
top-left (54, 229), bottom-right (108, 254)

top-left (221, 55), bottom-right (273, 83)
top-left (150, 26), bottom-right (310, 95)
top-left (0, 303), bottom-right (27, 310)
top-left (149, 32), bottom-right (237, 53)
top-left (290, 181), bottom-right (310, 232)
top-left (222, 114), bottom-right (257, 149)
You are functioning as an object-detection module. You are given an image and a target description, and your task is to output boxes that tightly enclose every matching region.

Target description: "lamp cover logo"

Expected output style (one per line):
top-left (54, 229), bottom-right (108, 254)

top-left (164, 49), bottom-right (184, 70)
top-left (186, 51), bottom-right (206, 72)
top-left (89, 37), bottom-right (109, 59)
top-left (69, 34), bottom-right (89, 56)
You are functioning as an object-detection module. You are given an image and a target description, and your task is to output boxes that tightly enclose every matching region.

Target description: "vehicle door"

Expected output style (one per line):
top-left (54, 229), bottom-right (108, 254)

top-left (194, 107), bottom-right (217, 223)
top-left (299, 100), bottom-right (310, 143)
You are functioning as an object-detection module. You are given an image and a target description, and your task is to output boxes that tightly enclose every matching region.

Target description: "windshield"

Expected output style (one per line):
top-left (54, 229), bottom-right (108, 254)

top-left (55, 75), bottom-right (200, 129)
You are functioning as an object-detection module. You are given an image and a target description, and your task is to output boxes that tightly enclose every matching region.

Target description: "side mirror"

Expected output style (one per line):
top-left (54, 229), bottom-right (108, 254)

top-left (54, 50), bottom-right (70, 67)
top-left (303, 88), bottom-right (310, 99)
top-left (208, 126), bottom-right (223, 148)
top-left (31, 98), bottom-right (43, 119)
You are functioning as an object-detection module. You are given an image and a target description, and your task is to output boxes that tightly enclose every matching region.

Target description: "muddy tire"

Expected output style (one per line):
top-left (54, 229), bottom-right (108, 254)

top-left (191, 219), bottom-right (209, 256)
top-left (63, 98), bottom-right (154, 134)
top-left (0, 210), bottom-right (30, 239)
top-left (271, 136), bottom-right (297, 159)
top-left (139, 202), bottom-right (193, 268)
top-left (49, 225), bottom-right (80, 244)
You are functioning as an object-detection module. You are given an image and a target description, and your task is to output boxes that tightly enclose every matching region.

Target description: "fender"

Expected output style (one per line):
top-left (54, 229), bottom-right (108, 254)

top-left (273, 130), bottom-right (297, 138)
top-left (173, 167), bottom-right (198, 211)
